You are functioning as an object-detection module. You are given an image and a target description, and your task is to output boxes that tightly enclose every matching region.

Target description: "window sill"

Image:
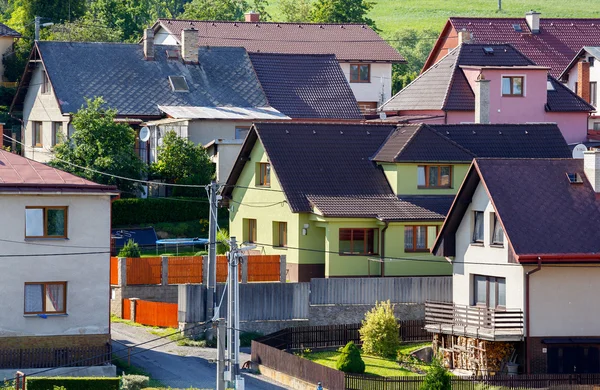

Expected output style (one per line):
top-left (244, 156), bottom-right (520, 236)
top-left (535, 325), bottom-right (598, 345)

top-left (273, 246), bottom-right (287, 250)
top-left (470, 242), bottom-right (484, 247)
top-left (339, 253), bottom-right (379, 256)
top-left (490, 243), bottom-right (504, 248)
top-left (417, 186), bottom-right (452, 190)
top-left (350, 81), bottom-right (371, 84)
top-left (25, 237), bottom-right (69, 241)
top-left (405, 250), bottom-right (430, 253)
top-left (256, 184), bottom-right (271, 188)
top-left (24, 313), bottom-right (68, 318)
top-left (501, 95), bottom-right (524, 97)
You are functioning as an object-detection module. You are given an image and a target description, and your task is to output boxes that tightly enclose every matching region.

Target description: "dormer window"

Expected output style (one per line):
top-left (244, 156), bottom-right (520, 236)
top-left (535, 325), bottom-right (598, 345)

top-left (567, 172), bottom-right (583, 184)
top-left (502, 76), bottom-right (524, 97)
top-left (417, 165), bottom-right (452, 188)
top-left (169, 76), bottom-right (189, 92)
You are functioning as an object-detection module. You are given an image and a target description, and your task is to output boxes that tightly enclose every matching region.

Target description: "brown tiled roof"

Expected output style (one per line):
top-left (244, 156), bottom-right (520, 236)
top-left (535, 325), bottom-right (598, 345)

top-left (0, 150), bottom-right (117, 193)
top-left (155, 19), bottom-right (404, 62)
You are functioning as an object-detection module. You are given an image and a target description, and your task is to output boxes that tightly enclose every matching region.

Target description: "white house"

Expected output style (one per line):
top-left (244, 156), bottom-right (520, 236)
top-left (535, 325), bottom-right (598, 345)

top-left (429, 155), bottom-right (600, 375)
top-left (0, 23), bottom-right (21, 82)
top-left (0, 150), bottom-right (118, 376)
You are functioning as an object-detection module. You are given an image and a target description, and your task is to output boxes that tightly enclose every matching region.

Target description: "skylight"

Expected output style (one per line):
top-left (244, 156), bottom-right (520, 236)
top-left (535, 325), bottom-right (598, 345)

top-left (567, 173), bottom-right (583, 184)
top-left (166, 49), bottom-right (179, 59)
top-left (483, 47), bottom-right (494, 55)
top-left (513, 24), bottom-right (523, 32)
top-left (169, 76), bottom-right (189, 92)
top-left (547, 80), bottom-right (555, 91)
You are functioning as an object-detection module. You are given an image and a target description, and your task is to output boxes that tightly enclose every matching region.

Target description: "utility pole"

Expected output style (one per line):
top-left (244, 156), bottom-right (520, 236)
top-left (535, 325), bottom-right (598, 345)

top-left (207, 181), bottom-right (218, 319)
top-left (498, 0), bottom-right (502, 11)
top-left (34, 16), bottom-right (40, 41)
top-left (216, 319), bottom-right (226, 390)
top-left (226, 237), bottom-right (244, 389)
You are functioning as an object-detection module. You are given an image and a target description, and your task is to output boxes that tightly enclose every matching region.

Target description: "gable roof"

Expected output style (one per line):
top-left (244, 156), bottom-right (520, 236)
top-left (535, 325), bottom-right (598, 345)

top-left (559, 46), bottom-right (600, 80)
top-left (13, 42), bottom-right (270, 117)
top-left (373, 123), bottom-right (571, 163)
top-left (381, 43), bottom-right (593, 113)
top-left (248, 53), bottom-right (362, 119)
top-left (0, 150), bottom-right (117, 193)
top-left (434, 158), bottom-right (600, 262)
top-left (154, 19), bottom-right (404, 62)
top-left (427, 17), bottom-right (600, 78)
top-left (0, 23), bottom-right (20, 37)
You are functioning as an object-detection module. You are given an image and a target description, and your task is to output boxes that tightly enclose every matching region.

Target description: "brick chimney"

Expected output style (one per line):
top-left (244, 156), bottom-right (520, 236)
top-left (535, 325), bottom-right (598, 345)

top-left (525, 10), bottom-right (540, 34)
top-left (457, 29), bottom-right (472, 45)
top-left (181, 28), bottom-right (198, 64)
top-left (143, 28), bottom-right (154, 60)
top-left (584, 150), bottom-right (600, 192)
top-left (577, 61), bottom-right (591, 103)
top-left (474, 73), bottom-right (490, 124)
top-left (245, 11), bottom-right (260, 22)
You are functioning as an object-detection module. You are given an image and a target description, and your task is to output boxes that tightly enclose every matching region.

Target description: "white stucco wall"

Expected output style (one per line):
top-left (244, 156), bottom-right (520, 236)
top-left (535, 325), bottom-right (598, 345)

top-left (21, 65), bottom-right (69, 163)
top-left (0, 193), bottom-right (112, 337)
top-left (211, 142), bottom-right (243, 183)
top-left (338, 62), bottom-right (392, 105)
top-left (565, 56), bottom-right (600, 130)
top-left (452, 183), bottom-right (524, 311)
top-left (187, 120), bottom-right (251, 146)
top-left (154, 27), bottom-right (179, 45)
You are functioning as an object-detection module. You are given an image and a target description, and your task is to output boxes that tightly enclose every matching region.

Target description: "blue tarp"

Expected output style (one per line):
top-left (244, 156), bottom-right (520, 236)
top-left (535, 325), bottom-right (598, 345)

top-left (111, 227), bottom-right (158, 248)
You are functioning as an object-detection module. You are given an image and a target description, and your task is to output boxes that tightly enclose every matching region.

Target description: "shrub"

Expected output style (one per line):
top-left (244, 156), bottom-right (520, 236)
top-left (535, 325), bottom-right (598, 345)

top-left (112, 197), bottom-right (224, 225)
top-left (121, 374), bottom-right (150, 390)
top-left (26, 377), bottom-right (119, 390)
top-left (420, 359), bottom-right (451, 390)
top-left (118, 239), bottom-right (141, 258)
top-left (217, 229), bottom-right (230, 255)
top-left (359, 300), bottom-right (400, 358)
top-left (336, 341), bottom-right (365, 374)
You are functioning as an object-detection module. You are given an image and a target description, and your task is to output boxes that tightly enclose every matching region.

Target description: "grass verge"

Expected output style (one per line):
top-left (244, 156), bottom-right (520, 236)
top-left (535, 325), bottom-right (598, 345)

top-left (112, 354), bottom-right (166, 388)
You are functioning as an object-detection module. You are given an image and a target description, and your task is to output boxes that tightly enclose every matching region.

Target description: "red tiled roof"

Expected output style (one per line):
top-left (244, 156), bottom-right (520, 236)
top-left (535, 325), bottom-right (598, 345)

top-left (155, 19), bottom-right (404, 62)
top-left (448, 17), bottom-right (600, 77)
top-left (0, 150), bottom-right (117, 193)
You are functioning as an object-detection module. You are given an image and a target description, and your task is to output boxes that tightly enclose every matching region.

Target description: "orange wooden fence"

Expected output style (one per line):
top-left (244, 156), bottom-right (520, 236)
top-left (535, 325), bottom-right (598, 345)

top-left (247, 255), bottom-right (280, 282)
top-left (167, 256), bottom-right (202, 284)
top-left (122, 298), bottom-right (131, 320)
top-left (135, 300), bottom-right (178, 328)
top-left (216, 255), bottom-right (228, 282)
top-left (110, 257), bottom-right (119, 285)
top-left (126, 257), bottom-right (162, 285)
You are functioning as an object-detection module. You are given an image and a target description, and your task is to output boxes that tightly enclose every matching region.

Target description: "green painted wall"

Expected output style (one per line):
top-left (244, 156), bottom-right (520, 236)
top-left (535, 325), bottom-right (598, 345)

top-left (381, 163), bottom-right (470, 195)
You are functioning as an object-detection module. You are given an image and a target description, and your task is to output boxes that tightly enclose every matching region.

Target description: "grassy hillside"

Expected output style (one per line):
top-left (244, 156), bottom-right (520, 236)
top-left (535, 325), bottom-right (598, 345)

top-left (266, 0), bottom-right (600, 38)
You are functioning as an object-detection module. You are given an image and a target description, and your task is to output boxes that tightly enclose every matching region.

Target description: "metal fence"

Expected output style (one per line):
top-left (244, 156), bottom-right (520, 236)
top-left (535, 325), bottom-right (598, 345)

top-left (0, 344), bottom-right (111, 369)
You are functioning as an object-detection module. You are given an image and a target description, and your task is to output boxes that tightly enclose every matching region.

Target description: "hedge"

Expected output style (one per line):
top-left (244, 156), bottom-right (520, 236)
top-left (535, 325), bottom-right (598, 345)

top-left (112, 197), bottom-right (211, 225)
top-left (26, 377), bottom-right (120, 390)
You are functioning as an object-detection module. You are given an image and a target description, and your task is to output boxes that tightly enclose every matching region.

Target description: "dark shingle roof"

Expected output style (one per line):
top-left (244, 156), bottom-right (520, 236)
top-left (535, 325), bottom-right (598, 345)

top-left (448, 17), bottom-right (600, 78)
top-left (373, 123), bottom-right (571, 163)
top-left (29, 42), bottom-right (269, 116)
top-left (155, 19), bottom-right (404, 62)
top-left (0, 23), bottom-right (20, 37)
top-left (248, 53), bottom-right (362, 119)
top-left (546, 76), bottom-right (596, 112)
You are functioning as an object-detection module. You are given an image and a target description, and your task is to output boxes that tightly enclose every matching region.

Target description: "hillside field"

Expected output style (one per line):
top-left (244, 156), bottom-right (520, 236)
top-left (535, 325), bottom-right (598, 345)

top-left (266, 0), bottom-right (600, 38)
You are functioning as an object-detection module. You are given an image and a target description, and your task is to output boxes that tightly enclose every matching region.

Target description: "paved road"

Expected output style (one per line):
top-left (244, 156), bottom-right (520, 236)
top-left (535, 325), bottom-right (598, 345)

top-left (111, 322), bottom-right (286, 390)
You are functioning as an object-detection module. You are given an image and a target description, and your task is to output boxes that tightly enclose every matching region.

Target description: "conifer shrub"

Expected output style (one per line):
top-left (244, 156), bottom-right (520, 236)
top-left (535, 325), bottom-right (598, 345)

top-left (420, 358), bottom-right (451, 390)
top-left (335, 341), bottom-right (365, 374)
top-left (118, 239), bottom-right (141, 258)
top-left (359, 300), bottom-right (400, 358)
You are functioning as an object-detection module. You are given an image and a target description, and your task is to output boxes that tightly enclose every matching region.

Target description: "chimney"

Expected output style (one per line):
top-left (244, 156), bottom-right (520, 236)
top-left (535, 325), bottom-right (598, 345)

top-left (181, 28), bottom-right (198, 64)
top-left (584, 150), bottom-right (600, 192)
top-left (245, 11), bottom-right (260, 22)
top-left (143, 28), bottom-right (154, 60)
top-left (457, 29), bottom-right (472, 45)
top-left (525, 10), bottom-right (540, 34)
top-left (577, 60), bottom-right (591, 103)
top-left (474, 73), bottom-right (490, 124)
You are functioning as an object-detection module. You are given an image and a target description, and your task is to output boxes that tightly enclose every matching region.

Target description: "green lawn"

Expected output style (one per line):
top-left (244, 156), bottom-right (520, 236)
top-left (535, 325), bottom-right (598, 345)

top-left (304, 343), bottom-right (430, 377)
top-left (266, 0), bottom-right (600, 38)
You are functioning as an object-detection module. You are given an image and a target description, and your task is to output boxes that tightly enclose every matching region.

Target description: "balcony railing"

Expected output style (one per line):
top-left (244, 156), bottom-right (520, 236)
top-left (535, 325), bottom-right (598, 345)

top-left (425, 300), bottom-right (524, 341)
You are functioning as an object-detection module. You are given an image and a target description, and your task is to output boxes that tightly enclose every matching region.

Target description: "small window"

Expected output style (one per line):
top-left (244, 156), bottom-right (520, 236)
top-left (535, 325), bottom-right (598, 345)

top-left (589, 57), bottom-right (595, 67)
top-left (350, 64), bottom-right (370, 83)
top-left (594, 122), bottom-right (600, 131)
top-left (502, 76), bottom-right (524, 96)
top-left (24, 282), bottom-right (66, 314)
top-left (245, 219), bottom-right (257, 243)
top-left (235, 126), bottom-right (250, 140)
top-left (472, 211), bottom-right (484, 243)
top-left (512, 24), bottom-right (522, 32)
top-left (546, 80), bottom-right (555, 91)
top-left (491, 213), bottom-right (504, 246)
top-left (567, 172), bottom-right (584, 184)
top-left (483, 47), bottom-right (494, 55)
top-left (417, 165), bottom-right (452, 188)
top-left (166, 49), bottom-right (180, 59)
top-left (52, 122), bottom-right (63, 146)
top-left (339, 228), bottom-right (378, 255)
top-left (25, 207), bottom-right (67, 238)
top-left (404, 225), bottom-right (438, 252)
top-left (590, 82), bottom-right (597, 107)
top-left (472, 275), bottom-right (506, 308)
top-left (32, 121), bottom-right (42, 147)
top-left (41, 70), bottom-right (50, 94)
top-left (168, 76), bottom-right (189, 92)
top-left (274, 222), bottom-right (287, 247)
top-left (258, 163), bottom-right (270, 187)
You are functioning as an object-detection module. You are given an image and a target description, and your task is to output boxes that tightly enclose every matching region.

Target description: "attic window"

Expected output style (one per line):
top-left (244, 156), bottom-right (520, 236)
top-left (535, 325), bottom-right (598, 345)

top-left (513, 24), bottom-right (522, 32)
top-left (169, 76), bottom-right (189, 92)
top-left (483, 47), bottom-right (494, 55)
top-left (166, 49), bottom-right (179, 59)
top-left (567, 173), bottom-right (583, 184)
top-left (547, 80), bottom-right (555, 91)
top-left (589, 57), bottom-right (595, 67)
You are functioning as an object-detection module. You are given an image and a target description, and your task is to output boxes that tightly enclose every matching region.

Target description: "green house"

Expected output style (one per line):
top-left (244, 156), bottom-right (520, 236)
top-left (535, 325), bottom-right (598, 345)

top-left (222, 122), bottom-right (571, 281)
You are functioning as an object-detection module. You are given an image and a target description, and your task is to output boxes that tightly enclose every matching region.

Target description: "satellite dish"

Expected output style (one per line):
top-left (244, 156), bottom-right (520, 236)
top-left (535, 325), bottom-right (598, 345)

top-left (139, 126), bottom-right (150, 142)
top-left (572, 143), bottom-right (587, 159)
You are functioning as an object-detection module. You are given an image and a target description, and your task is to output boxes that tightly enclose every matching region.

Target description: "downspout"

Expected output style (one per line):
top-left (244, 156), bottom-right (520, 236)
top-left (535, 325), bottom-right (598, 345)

top-left (380, 220), bottom-right (390, 277)
top-left (525, 256), bottom-right (542, 374)
top-left (444, 110), bottom-right (448, 124)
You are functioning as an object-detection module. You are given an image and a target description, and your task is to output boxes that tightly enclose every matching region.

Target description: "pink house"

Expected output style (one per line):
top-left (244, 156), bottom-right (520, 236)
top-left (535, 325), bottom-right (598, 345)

top-left (380, 43), bottom-right (593, 145)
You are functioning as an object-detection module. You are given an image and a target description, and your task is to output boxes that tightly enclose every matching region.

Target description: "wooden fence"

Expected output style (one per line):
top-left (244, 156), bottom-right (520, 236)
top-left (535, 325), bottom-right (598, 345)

top-left (246, 255), bottom-right (280, 282)
top-left (110, 257), bottom-right (119, 285)
top-left (122, 298), bottom-right (131, 320)
top-left (216, 255), bottom-right (229, 283)
top-left (168, 256), bottom-right (202, 284)
top-left (126, 257), bottom-right (162, 285)
top-left (135, 299), bottom-right (179, 328)
top-left (0, 344), bottom-right (111, 369)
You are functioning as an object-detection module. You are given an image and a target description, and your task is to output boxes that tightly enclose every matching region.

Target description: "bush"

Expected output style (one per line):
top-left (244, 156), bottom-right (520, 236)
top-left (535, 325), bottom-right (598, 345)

top-left (112, 198), bottom-right (215, 225)
top-left (421, 359), bottom-right (451, 390)
top-left (121, 374), bottom-right (150, 390)
top-left (118, 239), bottom-right (141, 258)
top-left (26, 377), bottom-right (120, 390)
top-left (336, 341), bottom-right (365, 374)
top-left (359, 300), bottom-right (400, 358)
top-left (217, 229), bottom-right (230, 255)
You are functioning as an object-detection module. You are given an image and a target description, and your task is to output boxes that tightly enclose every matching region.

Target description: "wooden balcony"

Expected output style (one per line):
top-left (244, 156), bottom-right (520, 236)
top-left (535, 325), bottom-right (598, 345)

top-left (425, 300), bottom-right (524, 341)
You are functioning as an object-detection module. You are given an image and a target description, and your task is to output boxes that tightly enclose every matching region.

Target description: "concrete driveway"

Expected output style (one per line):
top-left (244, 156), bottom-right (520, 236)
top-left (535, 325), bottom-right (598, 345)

top-left (111, 322), bottom-right (286, 390)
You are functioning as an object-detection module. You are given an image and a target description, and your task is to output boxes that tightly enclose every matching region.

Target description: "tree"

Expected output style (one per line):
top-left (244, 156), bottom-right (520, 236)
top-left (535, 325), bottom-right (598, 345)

top-left (151, 130), bottom-right (214, 197)
top-left (336, 341), bottom-right (365, 373)
top-left (279, 0), bottom-right (312, 22)
top-left (390, 28), bottom-right (437, 94)
top-left (311, 0), bottom-right (376, 30)
top-left (359, 300), bottom-right (400, 358)
top-left (420, 358), bottom-right (451, 390)
top-left (49, 97), bottom-right (146, 195)
top-left (118, 239), bottom-right (141, 258)
top-left (45, 16), bottom-right (123, 42)
top-left (181, 0), bottom-right (270, 21)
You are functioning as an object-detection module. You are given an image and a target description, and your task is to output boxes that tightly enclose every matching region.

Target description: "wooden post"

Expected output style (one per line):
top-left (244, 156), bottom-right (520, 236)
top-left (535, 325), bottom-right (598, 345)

top-left (118, 257), bottom-right (127, 286)
top-left (241, 255), bottom-right (248, 284)
top-left (130, 298), bottom-right (139, 322)
top-left (280, 255), bottom-right (287, 283)
top-left (161, 256), bottom-right (169, 285)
